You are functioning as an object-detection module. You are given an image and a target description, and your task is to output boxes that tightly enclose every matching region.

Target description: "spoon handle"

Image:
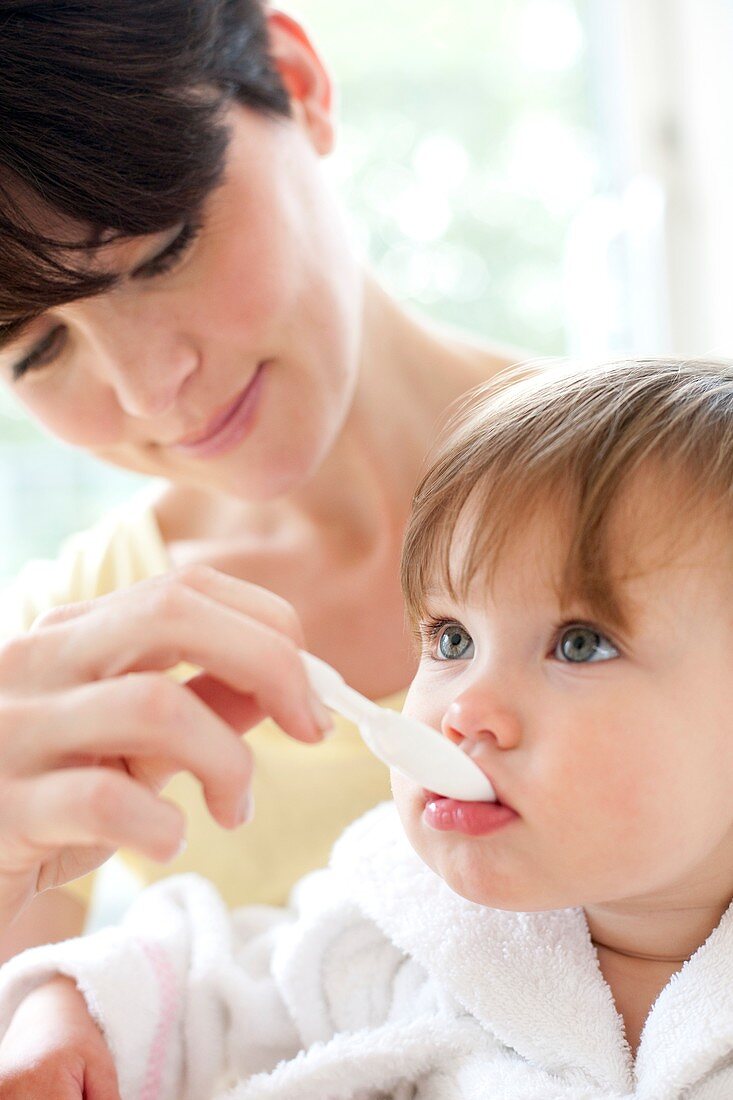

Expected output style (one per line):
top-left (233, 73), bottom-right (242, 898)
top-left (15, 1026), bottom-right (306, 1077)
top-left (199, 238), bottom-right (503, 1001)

top-left (300, 651), bottom-right (377, 726)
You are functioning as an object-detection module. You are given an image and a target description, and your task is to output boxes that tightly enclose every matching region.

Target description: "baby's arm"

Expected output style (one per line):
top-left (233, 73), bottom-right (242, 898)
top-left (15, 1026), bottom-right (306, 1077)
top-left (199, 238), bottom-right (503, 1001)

top-left (0, 874), bottom-right (302, 1100)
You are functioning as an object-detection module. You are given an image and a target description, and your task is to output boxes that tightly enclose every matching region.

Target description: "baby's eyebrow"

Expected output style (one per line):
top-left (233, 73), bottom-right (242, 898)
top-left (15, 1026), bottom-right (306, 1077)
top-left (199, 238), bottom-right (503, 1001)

top-left (418, 591), bottom-right (458, 615)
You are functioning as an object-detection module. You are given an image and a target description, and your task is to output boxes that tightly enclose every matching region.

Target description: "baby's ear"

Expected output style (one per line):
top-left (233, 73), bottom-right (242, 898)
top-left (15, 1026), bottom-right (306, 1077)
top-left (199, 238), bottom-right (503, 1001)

top-left (266, 10), bottom-right (335, 156)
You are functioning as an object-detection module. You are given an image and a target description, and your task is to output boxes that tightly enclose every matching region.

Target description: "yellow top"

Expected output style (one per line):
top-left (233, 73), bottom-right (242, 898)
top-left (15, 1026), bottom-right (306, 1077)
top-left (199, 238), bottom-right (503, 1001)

top-left (0, 487), bottom-right (400, 908)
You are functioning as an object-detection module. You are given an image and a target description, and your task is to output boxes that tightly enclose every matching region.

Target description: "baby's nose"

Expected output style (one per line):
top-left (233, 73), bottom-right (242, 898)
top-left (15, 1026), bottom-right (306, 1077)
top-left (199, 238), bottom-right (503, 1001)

top-left (441, 689), bottom-right (521, 751)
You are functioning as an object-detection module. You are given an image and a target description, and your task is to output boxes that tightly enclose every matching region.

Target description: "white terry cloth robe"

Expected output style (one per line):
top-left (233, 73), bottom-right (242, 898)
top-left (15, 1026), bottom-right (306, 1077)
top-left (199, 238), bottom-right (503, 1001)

top-left (0, 802), bottom-right (733, 1099)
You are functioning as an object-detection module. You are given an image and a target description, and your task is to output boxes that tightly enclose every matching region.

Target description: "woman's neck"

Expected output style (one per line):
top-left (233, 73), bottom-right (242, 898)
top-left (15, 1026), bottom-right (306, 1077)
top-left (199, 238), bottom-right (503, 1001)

top-left (283, 272), bottom-right (520, 536)
top-left (157, 272), bottom-right (521, 550)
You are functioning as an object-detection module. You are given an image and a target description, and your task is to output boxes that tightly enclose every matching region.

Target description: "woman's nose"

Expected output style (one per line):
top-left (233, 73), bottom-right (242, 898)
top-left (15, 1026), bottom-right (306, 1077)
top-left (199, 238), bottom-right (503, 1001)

top-left (441, 683), bottom-right (522, 751)
top-left (96, 325), bottom-right (200, 420)
top-left (111, 342), bottom-right (199, 419)
top-left (77, 296), bottom-right (200, 420)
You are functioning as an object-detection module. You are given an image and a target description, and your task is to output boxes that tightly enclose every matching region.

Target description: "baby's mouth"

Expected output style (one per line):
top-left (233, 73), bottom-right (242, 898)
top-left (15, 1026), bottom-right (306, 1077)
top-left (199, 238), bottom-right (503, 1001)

top-left (422, 776), bottom-right (513, 812)
top-left (421, 785), bottom-right (520, 836)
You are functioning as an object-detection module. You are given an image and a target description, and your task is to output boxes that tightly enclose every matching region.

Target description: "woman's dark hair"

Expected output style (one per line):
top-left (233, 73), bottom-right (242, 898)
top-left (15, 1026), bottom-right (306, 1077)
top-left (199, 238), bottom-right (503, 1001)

top-left (0, 0), bottom-right (290, 335)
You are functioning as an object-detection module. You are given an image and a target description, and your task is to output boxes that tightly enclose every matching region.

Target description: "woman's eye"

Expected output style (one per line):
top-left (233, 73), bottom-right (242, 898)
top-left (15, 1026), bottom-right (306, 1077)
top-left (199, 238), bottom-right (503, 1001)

top-left (434, 622), bottom-right (474, 661)
top-left (9, 222), bottom-right (202, 381)
top-left (12, 325), bottom-right (66, 381)
top-left (554, 625), bottom-right (618, 664)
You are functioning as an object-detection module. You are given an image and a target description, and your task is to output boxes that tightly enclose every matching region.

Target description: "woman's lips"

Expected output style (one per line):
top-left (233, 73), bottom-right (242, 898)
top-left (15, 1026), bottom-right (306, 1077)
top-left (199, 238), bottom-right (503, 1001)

top-left (172, 361), bottom-right (269, 458)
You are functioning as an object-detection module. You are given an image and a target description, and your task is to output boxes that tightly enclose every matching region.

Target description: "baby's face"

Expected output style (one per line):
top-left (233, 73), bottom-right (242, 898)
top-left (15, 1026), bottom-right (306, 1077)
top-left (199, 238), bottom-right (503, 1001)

top-left (393, 503), bottom-right (733, 914)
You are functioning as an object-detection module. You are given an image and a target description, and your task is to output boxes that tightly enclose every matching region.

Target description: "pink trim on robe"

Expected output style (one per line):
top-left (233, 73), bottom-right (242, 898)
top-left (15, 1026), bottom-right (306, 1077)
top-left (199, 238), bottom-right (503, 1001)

top-left (137, 940), bottom-right (178, 1100)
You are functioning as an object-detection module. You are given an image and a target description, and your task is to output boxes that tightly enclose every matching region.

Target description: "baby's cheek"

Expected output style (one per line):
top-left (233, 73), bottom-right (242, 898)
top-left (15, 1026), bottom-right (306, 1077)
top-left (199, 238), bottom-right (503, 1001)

top-left (401, 682), bottom-right (430, 723)
top-left (390, 770), bottom-right (431, 857)
top-left (390, 769), bottom-right (418, 823)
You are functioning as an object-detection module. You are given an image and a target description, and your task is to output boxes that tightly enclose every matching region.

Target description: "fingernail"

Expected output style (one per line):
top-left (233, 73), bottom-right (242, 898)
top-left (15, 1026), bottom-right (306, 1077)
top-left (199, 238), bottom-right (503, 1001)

top-left (239, 791), bottom-right (255, 825)
top-left (165, 837), bottom-right (187, 863)
top-left (309, 694), bottom-right (334, 736)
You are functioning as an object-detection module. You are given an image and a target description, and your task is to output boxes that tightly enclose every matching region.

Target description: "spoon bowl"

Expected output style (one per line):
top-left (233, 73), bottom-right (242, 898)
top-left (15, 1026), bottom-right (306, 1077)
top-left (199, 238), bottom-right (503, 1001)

top-left (301, 652), bottom-right (495, 802)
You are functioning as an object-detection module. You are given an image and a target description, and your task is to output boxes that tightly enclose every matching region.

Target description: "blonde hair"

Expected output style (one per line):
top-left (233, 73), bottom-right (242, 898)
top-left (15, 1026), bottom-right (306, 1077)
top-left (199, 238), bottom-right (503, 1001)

top-left (401, 358), bottom-right (733, 631)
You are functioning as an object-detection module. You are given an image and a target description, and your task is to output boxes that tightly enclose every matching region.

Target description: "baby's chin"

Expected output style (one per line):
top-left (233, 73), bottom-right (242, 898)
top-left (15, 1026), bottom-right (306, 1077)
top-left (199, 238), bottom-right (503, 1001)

top-left (391, 774), bottom-right (519, 909)
top-left (390, 772), bottom-right (576, 913)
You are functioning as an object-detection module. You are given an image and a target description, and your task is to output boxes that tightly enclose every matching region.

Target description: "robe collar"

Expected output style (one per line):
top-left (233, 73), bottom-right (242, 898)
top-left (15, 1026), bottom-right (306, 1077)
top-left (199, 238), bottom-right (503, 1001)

top-left (331, 803), bottom-right (733, 1097)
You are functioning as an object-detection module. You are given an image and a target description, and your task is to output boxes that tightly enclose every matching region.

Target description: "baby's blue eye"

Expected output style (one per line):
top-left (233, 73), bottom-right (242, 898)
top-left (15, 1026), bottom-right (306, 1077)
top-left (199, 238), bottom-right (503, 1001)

top-left (437, 623), bottom-right (474, 661)
top-left (555, 626), bottom-right (618, 663)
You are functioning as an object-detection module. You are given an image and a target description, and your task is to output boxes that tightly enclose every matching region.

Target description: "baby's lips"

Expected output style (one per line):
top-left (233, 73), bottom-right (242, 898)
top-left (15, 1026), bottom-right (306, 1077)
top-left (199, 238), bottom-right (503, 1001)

top-left (422, 771), bottom-right (510, 808)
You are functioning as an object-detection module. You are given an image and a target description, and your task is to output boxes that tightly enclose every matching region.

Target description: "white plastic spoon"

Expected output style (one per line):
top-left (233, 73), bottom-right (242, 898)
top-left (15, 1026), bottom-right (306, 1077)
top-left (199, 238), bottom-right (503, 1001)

top-left (301, 651), bottom-right (495, 802)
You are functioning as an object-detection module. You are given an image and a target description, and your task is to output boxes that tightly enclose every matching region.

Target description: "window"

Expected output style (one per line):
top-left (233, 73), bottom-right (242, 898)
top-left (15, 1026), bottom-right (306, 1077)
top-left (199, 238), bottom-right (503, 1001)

top-left (311, 0), bottom-right (597, 354)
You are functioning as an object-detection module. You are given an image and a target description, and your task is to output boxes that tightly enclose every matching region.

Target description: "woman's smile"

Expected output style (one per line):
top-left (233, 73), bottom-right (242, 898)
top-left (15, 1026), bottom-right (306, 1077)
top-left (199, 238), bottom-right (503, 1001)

top-left (169, 360), bottom-right (270, 459)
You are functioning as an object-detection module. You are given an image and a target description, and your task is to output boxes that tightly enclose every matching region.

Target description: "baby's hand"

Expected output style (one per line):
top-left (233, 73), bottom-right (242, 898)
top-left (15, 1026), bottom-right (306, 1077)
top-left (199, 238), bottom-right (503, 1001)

top-left (0, 975), bottom-right (119, 1099)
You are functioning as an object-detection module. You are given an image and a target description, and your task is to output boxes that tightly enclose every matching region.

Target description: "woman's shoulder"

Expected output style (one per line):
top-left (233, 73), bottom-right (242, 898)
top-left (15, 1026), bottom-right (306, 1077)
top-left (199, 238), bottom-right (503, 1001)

top-left (412, 302), bottom-right (530, 387)
top-left (0, 485), bottom-right (170, 637)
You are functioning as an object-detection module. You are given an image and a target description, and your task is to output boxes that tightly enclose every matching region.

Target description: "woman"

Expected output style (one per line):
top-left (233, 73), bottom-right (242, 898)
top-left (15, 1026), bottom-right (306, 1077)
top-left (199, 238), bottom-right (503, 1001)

top-left (0, 0), bottom-right (517, 1087)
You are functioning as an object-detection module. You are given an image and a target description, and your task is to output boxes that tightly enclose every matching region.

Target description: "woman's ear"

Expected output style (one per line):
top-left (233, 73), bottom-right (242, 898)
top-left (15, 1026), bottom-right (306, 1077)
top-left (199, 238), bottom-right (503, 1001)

top-left (266, 10), bottom-right (335, 155)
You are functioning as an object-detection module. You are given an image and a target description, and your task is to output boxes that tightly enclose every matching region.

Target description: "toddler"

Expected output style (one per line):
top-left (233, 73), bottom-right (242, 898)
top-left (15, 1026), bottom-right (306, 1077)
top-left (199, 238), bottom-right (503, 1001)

top-left (1, 357), bottom-right (733, 1099)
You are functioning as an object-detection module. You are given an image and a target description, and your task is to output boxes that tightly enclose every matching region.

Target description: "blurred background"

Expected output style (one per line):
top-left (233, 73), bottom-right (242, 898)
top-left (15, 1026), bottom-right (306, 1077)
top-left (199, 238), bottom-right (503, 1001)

top-left (0, 0), bottom-right (731, 580)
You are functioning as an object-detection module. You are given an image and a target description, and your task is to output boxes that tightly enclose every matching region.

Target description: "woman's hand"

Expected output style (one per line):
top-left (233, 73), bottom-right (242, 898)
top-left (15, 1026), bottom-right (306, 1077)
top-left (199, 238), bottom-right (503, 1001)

top-left (0, 976), bottom-right (119, 1100)
top-left (0, 565), bottom-right (330, 927)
